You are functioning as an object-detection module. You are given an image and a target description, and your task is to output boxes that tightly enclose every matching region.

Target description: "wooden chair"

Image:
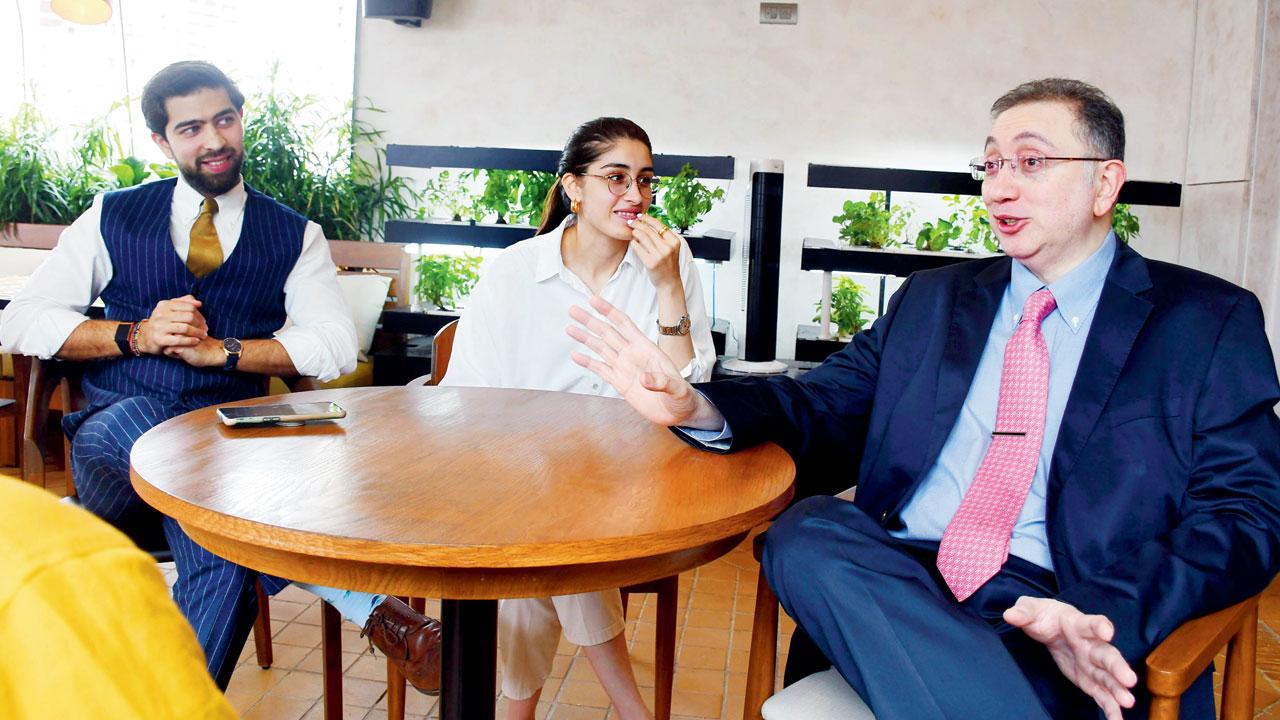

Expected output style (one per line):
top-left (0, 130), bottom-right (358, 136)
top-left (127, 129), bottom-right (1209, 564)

top-left (21, 356), bottom-right (276, 667)
top-left (741, 489), bottom-right (1263, 720)
top-left (0, 396), bottom-right (16, 467)
top-left (387, 318), bottom-right (678, 720)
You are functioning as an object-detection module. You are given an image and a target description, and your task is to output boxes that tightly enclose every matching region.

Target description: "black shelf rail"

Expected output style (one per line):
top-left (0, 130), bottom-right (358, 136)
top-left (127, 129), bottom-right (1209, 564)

top-left (384, 145), bottom-right (737, 262)
top-left (387, 145), bottom-right (736, 179)
top-left (807, 164), bottom-right (1182, 207)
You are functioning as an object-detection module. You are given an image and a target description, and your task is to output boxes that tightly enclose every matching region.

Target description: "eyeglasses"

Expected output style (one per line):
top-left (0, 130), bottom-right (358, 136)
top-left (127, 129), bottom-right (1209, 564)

top-left (578, 172), bottom-right (661, 197)
top-left (969, 154), bottom-right (1110, 181)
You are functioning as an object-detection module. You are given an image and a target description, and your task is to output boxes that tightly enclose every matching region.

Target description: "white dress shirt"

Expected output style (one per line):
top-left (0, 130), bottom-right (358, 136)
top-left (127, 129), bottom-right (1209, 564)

top-left (441, 217), bottom-right (716, 393)
top-left (0, 176), bottom-right (358, 381)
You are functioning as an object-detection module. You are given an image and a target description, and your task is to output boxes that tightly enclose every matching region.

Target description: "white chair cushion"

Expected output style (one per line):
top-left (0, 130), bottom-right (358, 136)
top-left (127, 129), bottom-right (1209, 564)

top-left (0, 248), bottom-right (51, 276)
top-left (761, 668), bottom-right (876, 720)
top-left (335, 273), bottom-right (392, 358)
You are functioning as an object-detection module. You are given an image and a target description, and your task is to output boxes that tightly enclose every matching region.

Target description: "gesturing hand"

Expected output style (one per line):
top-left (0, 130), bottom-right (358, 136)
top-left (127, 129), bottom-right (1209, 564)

top-left (567, 295), bottom-right (722, 429)
top-left (1004, 596), bottom-right (1137, 720)
top-left (140, 295), bottom-right (208, 354)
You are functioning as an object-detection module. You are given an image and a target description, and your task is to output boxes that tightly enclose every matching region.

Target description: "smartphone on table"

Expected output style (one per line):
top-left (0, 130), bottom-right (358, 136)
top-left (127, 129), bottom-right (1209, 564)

top-left (216, 401), bottom-right (346, 427)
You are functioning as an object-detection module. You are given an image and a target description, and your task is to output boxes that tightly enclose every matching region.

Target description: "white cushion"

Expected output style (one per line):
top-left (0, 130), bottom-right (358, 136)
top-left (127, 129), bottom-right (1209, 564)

top-left (0, 248), bottom-right (51, 276)
top-left (761, 668), bottom-right (876, 720)
top-left (335, 273), bottom-right (392, 357)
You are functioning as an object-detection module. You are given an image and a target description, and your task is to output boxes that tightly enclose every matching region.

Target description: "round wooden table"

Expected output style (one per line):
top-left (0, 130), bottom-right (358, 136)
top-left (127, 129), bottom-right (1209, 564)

top-left (130, 386), bottom-right (794, 720)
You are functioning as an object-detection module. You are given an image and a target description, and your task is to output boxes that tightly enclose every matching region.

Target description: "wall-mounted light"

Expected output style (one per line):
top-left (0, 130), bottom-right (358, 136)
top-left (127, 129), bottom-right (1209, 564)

top-left (51, 0), bottom-right (113, 25)
top-left (365, 0), bottom-right (432, 28)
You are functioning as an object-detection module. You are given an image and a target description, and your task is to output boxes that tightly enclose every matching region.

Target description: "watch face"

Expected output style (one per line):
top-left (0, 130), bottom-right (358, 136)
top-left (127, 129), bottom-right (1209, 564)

top-left (223, 337), bottom-right (242, 353)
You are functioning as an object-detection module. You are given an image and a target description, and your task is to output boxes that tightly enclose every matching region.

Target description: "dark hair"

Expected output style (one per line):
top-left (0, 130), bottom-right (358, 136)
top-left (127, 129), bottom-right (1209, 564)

top-left (141, 61), bottom-right (245, 137)
top-left (536, 117), bottom-right (653, 236)
top-left (990, 78), bottom-right (1125, 161)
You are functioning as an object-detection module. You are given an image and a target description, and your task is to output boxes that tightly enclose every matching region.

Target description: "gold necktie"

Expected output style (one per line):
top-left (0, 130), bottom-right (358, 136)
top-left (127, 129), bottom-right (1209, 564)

top-left (187, 197), bottom-right (223, 278)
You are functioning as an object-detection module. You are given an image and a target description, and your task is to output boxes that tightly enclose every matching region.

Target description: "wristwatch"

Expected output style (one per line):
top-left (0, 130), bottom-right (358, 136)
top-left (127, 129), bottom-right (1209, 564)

top-left (656, 314), bottom-right (691, 337)
top-left (222, 337), bottom-right (243, 371)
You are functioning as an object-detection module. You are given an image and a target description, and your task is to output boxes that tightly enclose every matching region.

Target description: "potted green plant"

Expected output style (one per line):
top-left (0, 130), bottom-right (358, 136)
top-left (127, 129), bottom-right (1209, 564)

top-left (419, 169), bottom-right (474, 222)
top-left (469, 168), bottom-right (521, 224)
top-left (648, 162), bottom-right (725, 233)
top-left (942, 194), bottom-right (998, 253)
top-left (1112, 203), bottom-right (1140, 243)
top-left (240, 76), bottom-right (421, 241)
top-left (412, 253), bottom-right (482, 311)
top-left (915, 216), bottom-right (963, 252)
top-left (511, 170), bottom-right (557, 227)
top-left (813, 276), bottom-right (875, 340)
top-left (832, 192), bottom-right (913, 249)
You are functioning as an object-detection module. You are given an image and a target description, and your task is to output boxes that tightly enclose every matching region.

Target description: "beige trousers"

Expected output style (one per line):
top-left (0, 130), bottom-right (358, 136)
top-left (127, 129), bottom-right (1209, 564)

top-left (498, 589), bottom-right (626, 700)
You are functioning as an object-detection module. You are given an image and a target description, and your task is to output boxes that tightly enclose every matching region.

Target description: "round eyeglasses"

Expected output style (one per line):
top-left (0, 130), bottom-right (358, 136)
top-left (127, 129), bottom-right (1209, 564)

top-left (969, 154), bottom-right (1109, 181)
top-left (578, 172), bottom-right (661, 197)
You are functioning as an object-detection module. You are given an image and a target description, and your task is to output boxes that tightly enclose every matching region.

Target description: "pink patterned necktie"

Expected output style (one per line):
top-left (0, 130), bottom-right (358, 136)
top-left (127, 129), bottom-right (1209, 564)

top-left (936, 288), bottom-right (1057, 601)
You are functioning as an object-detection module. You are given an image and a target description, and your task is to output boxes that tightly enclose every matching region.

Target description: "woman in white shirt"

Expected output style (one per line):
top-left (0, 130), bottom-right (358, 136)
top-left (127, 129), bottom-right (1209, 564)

top-left (441, 117), bottom-right (716, 720)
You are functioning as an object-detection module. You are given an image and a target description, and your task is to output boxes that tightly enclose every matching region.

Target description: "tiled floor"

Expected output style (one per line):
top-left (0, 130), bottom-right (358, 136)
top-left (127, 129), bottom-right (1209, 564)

top-left (7, 459), bottom-right (1280, 719)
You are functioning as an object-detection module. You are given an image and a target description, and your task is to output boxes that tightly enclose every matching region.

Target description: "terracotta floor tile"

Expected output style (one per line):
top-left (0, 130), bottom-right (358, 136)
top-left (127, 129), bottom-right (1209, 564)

top-left (299, 702), bottom-right (370, 720)
top-left (549, 703), bottom-right (609, 719)
top-left (686, 608), bottom-right (733, 630)
top-left (681, 626), bottom-right (731, 649)
top-left (241, 694), bottom-right (316, 720)
top-left (679, 644), bottom-right (728, 671)
top-left (670, 690), bottom-right (724, 718)
top-left (558, 678), bottom-right (613, 708)
top-left (695, 578), bottom-right (738, 597)
top-left (675, 666), bottom-right (728, 696)
top-left (276, 622), bottom-right (324, 648)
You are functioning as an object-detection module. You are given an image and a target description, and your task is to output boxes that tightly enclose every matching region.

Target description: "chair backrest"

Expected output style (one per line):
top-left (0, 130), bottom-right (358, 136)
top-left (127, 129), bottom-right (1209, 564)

top-left (327, 239), bottom-right (412, 308)
top-left (22, 357), bottom-right (85, 496)
top-left (429, 320), bottom-right (459, 386)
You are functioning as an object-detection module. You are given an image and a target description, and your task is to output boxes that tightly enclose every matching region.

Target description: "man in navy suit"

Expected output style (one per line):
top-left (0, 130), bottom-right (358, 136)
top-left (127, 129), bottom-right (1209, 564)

top-left (567, 78), bottom-right (1280, 719)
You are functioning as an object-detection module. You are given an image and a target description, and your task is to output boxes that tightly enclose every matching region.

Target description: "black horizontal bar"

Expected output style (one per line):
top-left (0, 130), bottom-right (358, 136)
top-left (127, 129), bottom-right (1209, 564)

top-left (807, 164), bottom-right (1181, 207)
top-left (685, 229), bottom-right (734, 262)
top-left (800, 237), bottom-right (981, 275)
top-left (388, 145), bottom-right (735, 179)
top-left (379, 308), bottom-right (459, 336)
top-left (387, 145), bottom-right (560, 173)
top-left (387, 219), bottom-right (734, 262)
top-left (795, 324), bottom-right (847, 363)
top-left (384, 219), bottom-right (537, 249)
top-left (809, 165), bottom-right (981, 196)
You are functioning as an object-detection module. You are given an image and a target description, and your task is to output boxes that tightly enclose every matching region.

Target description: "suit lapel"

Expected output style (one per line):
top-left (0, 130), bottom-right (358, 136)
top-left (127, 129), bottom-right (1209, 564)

top-left (1049, 242), bottom-right (1154, 488)
top-left (921, 260), bottom-right (1009, 475)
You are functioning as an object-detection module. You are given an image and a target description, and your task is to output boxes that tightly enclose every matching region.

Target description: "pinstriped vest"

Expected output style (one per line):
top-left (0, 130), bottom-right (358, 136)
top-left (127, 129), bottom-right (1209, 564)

top-left (69, 178), bottom-right (305, 433)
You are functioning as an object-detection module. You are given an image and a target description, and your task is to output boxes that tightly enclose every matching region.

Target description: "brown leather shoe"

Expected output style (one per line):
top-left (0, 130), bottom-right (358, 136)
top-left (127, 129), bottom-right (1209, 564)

top-left (361, 597), bottom-right (442, 695)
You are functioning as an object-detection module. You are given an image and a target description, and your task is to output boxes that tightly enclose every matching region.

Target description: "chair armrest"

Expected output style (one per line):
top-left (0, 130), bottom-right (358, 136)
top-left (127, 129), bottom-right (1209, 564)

top-left (283, 376), bottom-right (322, 393)
top-left (1145, 595), bottom-right (1259, 696)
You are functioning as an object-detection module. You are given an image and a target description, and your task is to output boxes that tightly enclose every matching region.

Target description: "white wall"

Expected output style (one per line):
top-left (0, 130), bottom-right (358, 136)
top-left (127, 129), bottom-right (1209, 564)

top-left (356, 0), bottom-right (1201, 358)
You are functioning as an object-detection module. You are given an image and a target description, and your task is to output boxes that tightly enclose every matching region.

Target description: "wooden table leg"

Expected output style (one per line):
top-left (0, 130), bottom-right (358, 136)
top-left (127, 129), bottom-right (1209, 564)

top-left (440, 598), bottom-right (497, 720)
top-left (12, 355), bottom-right (30, 481)
top-left (322, 601), bottom-right (343, 720)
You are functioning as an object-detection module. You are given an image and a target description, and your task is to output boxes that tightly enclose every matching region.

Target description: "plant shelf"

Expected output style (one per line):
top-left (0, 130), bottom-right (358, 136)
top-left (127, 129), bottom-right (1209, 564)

top-left (801, 237), bottom-right (985, 276)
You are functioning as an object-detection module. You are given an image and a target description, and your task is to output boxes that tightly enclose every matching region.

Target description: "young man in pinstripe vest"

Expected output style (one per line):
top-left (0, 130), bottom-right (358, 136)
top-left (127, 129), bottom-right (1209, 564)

top-left (0, 61), bottom-right (442, 693)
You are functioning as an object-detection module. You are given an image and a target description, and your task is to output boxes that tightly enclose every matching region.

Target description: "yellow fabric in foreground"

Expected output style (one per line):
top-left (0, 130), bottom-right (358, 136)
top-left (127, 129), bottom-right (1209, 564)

top-left (0, 479), bottom-right (236, 719)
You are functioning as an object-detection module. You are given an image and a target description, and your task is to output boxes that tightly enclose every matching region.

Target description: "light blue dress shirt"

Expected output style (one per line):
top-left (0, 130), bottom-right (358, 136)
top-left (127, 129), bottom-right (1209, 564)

top-left (888, 232), bottom-right (1116, 570)
top-left (684, 232), bottom-right (1117, 571)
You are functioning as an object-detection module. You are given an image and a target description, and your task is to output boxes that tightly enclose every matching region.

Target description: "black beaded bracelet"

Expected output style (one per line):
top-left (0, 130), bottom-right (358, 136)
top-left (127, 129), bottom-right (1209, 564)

top-left (113, 322), bottom-right (134, 357)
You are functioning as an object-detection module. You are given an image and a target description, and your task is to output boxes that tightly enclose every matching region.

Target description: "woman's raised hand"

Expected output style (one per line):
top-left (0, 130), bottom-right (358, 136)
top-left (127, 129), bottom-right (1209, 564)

top-left (567, 295), bottom-right (723, 429)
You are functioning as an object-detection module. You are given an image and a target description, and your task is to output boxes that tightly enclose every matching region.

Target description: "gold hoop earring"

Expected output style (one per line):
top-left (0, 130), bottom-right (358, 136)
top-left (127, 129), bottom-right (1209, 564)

top-left (570, 198), bottom-right (581, 214)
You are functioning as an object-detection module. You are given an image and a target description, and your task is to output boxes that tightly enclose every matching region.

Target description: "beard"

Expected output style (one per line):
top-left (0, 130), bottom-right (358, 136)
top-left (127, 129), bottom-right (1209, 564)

top-left (179, 148), bottom-right (244, 197)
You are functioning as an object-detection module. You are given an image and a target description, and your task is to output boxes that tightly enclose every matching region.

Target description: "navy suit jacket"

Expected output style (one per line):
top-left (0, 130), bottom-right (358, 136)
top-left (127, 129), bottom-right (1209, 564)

top-left (698, 240), bottom-right (1280, 671)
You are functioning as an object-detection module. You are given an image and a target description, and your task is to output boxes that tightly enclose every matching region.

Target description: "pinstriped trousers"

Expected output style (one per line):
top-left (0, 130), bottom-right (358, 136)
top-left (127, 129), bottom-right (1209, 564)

top-left (70, 396), bottom-right (289, 689)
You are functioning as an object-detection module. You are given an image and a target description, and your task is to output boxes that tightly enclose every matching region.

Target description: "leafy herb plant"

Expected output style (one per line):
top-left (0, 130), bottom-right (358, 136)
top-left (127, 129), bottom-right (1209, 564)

top-left (832, 192), bottom-right (913, 249)
top-left (412, 253), bottom-right (482, 310)
top-left (813, 276), bottom-right (875, 338)
top-left (1112, 203), bottom-right (1140, 244)
top-left (648, 163), bottom-right (725, 233)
